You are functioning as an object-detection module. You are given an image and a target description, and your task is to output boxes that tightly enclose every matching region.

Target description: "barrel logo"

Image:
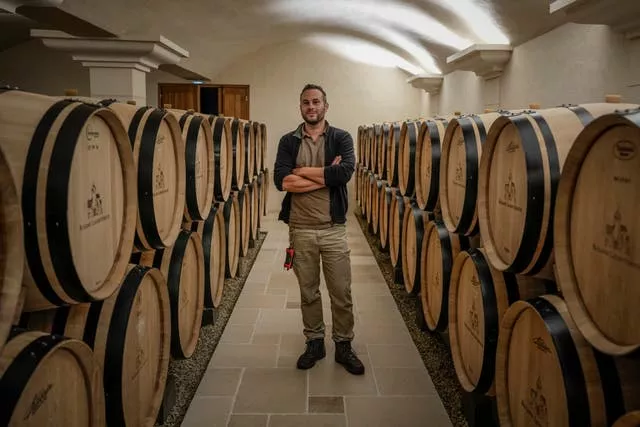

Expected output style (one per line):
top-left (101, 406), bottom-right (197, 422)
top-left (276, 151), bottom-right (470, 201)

top-left (498, 171), bottom-right (522, 212)
top-left (80, 183), bottom-right (110, 231)
top-left (506, 140), bottom-right (519, 153)
top-left (154, 167), bottom-right (169, 196)
top-left (593, 208), bottom-right (639, 269)
top-left (195, 157), bottom-right (203, 179)
top-left (86, 124), bottom-right (100, 151)
top-left (23, 383), bottom-right (53, 421)
top-left (521, 376), bottom-right (548, 427)
top-left (532, 337), bottom-right (552, 354)
top-left (614, 140), bottom-right (636, 160)
top-left (454, 162), bottom-right (465, 188)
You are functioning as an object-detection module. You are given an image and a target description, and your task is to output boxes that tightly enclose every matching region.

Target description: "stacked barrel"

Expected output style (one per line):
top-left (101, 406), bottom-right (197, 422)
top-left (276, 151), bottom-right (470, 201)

top-left (0, 88), bottom-right (269, 427)
top-left (356, 96), bottom-right (640, 426)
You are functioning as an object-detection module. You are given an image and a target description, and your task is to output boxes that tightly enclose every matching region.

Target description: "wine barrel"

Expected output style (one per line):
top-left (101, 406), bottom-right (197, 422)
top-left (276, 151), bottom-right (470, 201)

top-left (355, 164), bottom-right (361, 202)
top-left (0, 144), bottom-right (23, 352)
top-left (401, 205), bottom-right (433, 294)
top-left (206, 116), bottom-right (233, 202)
top-left (107, 101), bottom-right (186, 251)
top-left (359, 168), bottom-right (368, 217)
top-left (379, 186), bottom-right (394, 251)
top-left (357, 126), bottom-right (364, 164)
top-left (440, 112), bottom-right (502, 236)
top-left (230, 118), bottom-right (246, 190)
top-left (0, 330), bottom-right (105, 426)
top-left (167, 109), bottom-right (215, 221)
top-left (615, 412), bottom-right (640, 427)
top-left (373, 179), bottom-right (388, 240)
top-left (0, 90), bottom-right (137, 312)
top-left (421, 220), bottom-right (469, 332)
top-left (256, 171), bottom-right (264, 230)
top-left (224, 193), bottom-right (241, 278)
top-left (415, 119), bottom-right (448, 211)
top-left (249, 178), bottom-right (260, 245)
top-left (448, 248), bottom-right (553, 395)
top-left (377, 124), bottom-right (390, 179)
top-left (237, 185), bottom-right (251, 257)
top-left (253, 121), bottom-right (263, 173)
top-left (554, 108), bottom-right (640, 355)
top-left (386, 123), bottom-right (402, 187)
top-left (185, 202), bottom-right (226, 308)
top-left (496, 295), bottom-right (640, 427)
top-left (260, 123), bottom-right (267, 173)
top-left (136, 229), bottom-right (205, 359)
top-left (370, 125), bottom-right (380, 175)
top-left (478, 102), bottom-right (639, 278)
top-left (366, 172), bottom-right (378, 232)
top-left (389, 192), bottom-right (410, 269)
top-left (398, 120), bottom-right (421, 196)
top-left (262, 168), bottom-right (270, 216)
top-left (22, 264), bottom-right (171, 427)
top-left (242, 120), bottom-right (255, 184)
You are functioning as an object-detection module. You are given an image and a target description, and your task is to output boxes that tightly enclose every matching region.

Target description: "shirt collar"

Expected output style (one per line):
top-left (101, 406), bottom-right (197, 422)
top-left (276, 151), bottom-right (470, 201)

top-left (294, 121), bottom-right (329, 139)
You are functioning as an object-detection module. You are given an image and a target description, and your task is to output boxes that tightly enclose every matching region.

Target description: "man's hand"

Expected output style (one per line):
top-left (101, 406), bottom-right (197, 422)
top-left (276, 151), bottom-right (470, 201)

top-left (291, 156), bottom-right (341, 184)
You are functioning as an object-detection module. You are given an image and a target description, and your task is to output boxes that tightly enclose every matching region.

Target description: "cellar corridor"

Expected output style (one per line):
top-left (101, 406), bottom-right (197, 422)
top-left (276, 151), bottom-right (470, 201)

top-left (180, 212), bottom-right (452, 427)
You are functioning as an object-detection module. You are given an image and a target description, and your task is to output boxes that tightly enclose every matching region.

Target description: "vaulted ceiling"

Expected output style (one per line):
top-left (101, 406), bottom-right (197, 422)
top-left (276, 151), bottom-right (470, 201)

top-left (1, 0), bottom-right (572, 78)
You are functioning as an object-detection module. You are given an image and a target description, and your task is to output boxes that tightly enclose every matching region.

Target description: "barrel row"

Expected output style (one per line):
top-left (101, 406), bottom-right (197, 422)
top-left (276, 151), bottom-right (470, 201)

top-left (0, 87), bottom-right (270, 426)
top-left (355, 96), bottom-right (640, 425)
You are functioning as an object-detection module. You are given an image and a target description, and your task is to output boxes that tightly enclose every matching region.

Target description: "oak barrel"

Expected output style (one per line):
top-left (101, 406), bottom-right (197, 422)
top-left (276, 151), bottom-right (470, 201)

top-left (496, 295), bottom-right (640, 427)
top-left (257, 171), bottom-right (265, 229)
top-left (398, 120), bottom-right (421, 196)
top-left (238, 185), bottom-right (251, 257)
top-left (420, 220), bottom-right (468, 332)
top-left (185, 202), bottom-right (226, 308)
top-left (21, 264), bottom-right (171, 427)
top-left (107, 101), bottom-right (185, 251)
top-left (0, 144), bottom-right (23, 352)
top-left (242, 119), bottom-right (255, 183)
top-left (249, 178), bottom-right (260, 244)
top-left (415, 119), bottom-right (448, 211)
top-left (168, 109), bottom-right (215, 221)
top-left (373, 179), bottom-right (388, 240)
top-left (206, 116), bottom-right (233, 202)
top-left (262, 168), bottom-right (270, 216)
top-left (440, 112), bottom-right (502, 236)
top-left (478, 102), bottom-right (639, 278)
top-left (554, 108), bottom-right (640, 355)
top-left (230, 118), bottom-right (246, 190)
top-left (448, 248), bottom-right (553, 395)
top-left (0, 330), bottom-right (105, 427)
top-left (0, 90), bottom-right (137, 311)
top-left (253, 121), bottom-right (263, 174)
top-left (386, 123), bottom-right (402, 187)
top-left (370, 124), bottom-right (380, 175)
top-left (389, 192), bottom-right (410, 269)
top-left (260, 123), bottom-right (267, 173)
top-left (224, 193), bottom-right (241, 278)
top-left (377, 123), bottom-right (390, 179)
top-left (136, 229), bottom-right (205, 359)
top-left (401, 205), bottom-right (433, 294)
top-left (379, 186), bottom-right (394, 251)
top-left (366, 172), bottom-right (377, 232)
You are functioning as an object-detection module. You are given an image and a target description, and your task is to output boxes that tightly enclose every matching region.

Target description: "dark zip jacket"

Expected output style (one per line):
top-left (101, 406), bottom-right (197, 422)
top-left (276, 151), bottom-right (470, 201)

top-left (273, 123), bottom-right (355, 225)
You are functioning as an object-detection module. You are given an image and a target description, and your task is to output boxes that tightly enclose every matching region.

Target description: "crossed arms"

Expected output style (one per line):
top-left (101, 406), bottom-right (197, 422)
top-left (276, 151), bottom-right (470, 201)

top-left (273, 131), bottom-right (355, 193)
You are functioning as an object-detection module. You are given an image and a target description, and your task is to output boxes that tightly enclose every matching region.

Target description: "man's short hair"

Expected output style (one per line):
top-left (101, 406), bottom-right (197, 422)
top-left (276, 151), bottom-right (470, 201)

top-left (300, 83), bottom-right (327, 103)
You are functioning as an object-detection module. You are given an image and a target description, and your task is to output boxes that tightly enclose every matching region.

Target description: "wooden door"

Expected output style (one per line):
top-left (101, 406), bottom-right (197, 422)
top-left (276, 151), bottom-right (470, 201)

top-left (158, 84), bottom-right (198, 110)
top-left (222, 86), bottom-right (249, 119)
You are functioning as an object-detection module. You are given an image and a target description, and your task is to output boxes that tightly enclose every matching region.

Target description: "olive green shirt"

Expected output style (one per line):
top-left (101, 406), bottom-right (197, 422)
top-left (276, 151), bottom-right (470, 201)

top-left (289, 124), bottom-right (332, 229)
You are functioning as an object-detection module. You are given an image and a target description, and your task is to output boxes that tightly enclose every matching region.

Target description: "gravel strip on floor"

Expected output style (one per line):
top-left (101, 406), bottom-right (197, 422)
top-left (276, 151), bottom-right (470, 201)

top-left (157, 230), bottom-right (267, 427)
top-left (353, 208), bottom-right (469, 427)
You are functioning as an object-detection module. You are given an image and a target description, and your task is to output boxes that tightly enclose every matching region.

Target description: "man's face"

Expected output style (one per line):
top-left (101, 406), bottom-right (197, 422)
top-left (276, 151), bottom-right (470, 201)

top-left (300, 89), bottom-right (328, 125)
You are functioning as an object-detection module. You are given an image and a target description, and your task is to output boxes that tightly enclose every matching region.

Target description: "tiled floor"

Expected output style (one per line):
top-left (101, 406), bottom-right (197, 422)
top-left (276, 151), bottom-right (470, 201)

top-left (182, 212), bottom-right (452, 427)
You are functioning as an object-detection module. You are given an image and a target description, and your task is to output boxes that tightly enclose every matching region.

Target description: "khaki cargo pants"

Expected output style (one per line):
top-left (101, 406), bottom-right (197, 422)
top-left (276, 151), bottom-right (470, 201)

top-left (289, 224), bottom-right (354, 343)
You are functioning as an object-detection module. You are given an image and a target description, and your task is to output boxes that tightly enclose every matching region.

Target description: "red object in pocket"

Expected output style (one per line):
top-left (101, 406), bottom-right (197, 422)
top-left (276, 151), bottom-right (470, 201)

top-left (284, 247), bottom-right (295, 270)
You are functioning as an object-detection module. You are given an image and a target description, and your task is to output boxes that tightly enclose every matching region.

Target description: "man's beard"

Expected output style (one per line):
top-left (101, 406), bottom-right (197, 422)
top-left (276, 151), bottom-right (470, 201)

top-left (303, 112), bottom-right (324, 125)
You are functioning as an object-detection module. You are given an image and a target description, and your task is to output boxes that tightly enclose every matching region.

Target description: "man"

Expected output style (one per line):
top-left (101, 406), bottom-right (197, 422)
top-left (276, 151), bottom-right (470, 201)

top-left (273, 83), bottom-right (364, 375)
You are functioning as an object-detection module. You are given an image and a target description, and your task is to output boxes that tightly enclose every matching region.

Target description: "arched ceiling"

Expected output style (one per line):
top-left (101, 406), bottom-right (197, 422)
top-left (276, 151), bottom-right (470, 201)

top-left (3, 0), bottom-right (570, 78)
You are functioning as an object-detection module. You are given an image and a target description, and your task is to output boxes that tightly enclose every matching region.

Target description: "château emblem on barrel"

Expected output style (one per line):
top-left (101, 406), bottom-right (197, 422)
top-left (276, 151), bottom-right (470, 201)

top-left (499, 171), bottom-right (521, 212)
top-left (595, 208), bottom-right (634, 263)
top-left (454, 162), bottom-right (464, 187)
top-left (522, 376), bottom-right (548, 427)
top-left (155, 167), bottom-right (167, 195)
top-left (87, 183), bottom-right (104, 219)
